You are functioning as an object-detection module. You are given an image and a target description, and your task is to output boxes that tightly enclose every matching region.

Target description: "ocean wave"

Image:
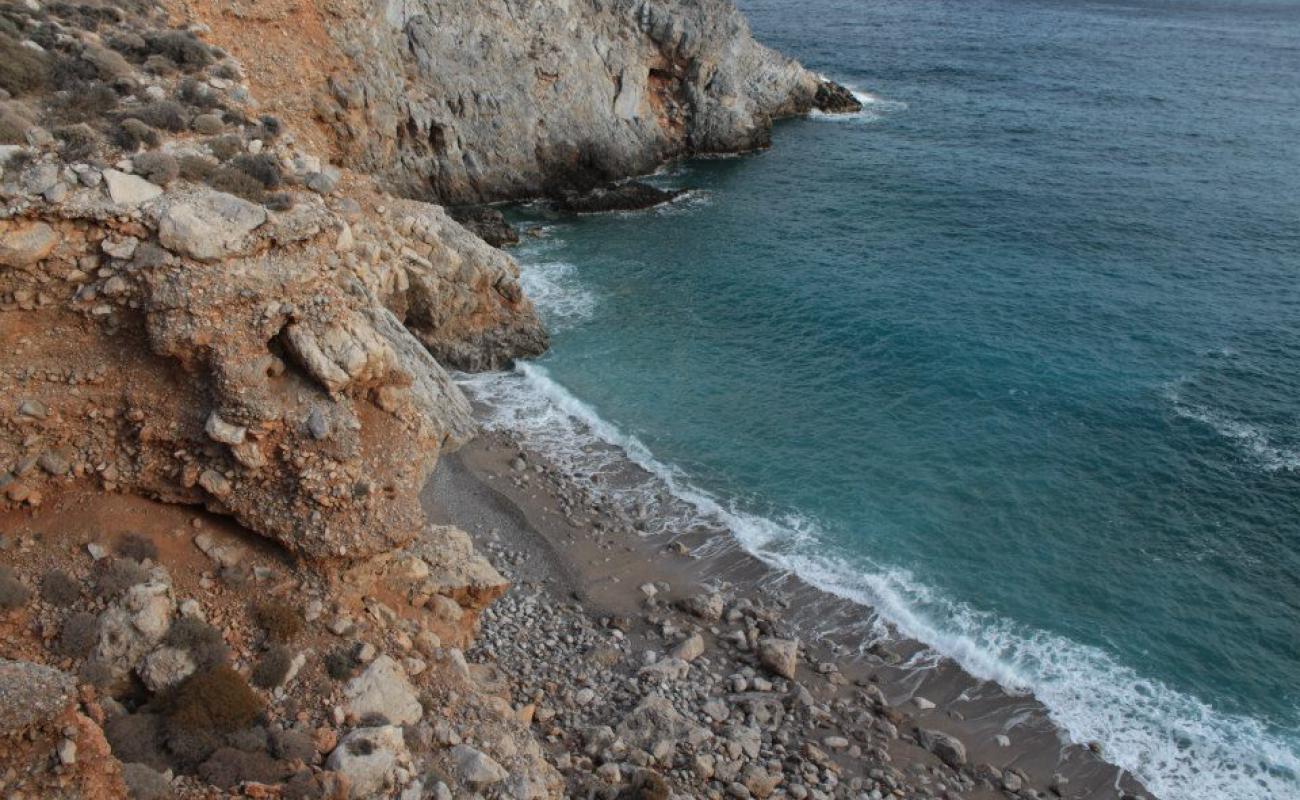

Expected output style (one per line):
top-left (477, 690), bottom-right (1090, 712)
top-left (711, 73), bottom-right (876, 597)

top-left (1163, 384), bottom-right (1300, 473)
top-left (459, 362), bottom-right (1300, 800)
top-left (516, 260), bottom-right (597, 332)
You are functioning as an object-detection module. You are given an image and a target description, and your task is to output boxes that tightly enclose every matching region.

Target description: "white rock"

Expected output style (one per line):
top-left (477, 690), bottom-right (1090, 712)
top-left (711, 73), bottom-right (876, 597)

top-left (103, 169), bottom-right (162, 206)
top-left (449, 744), bottom-right (507, 788)
top-left (157, 190), bottom-right (267, 262)
top-left (204, 412), bottom-right (247, 445)
top-left (671, 633), bottom-right (705, 663)
top-left (344, 655), bottom-right (422, 725)
top-left (327, 725), bottom-right (408, 799)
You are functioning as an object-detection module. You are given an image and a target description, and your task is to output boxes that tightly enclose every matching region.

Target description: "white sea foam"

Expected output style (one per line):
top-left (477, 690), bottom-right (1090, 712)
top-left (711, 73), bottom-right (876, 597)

top-left (1163, 384), bottom-right (1300, 473)
top-left (460, 362), bottom-right (1300, 800)
top-left (809, 82), bottom-right (908, 123)
top-left (516, 260), bottom-right (597, 332)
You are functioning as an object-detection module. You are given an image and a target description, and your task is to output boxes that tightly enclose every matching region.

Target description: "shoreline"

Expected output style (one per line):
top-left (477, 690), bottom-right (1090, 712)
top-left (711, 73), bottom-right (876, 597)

top-left (424, 416), bottom-right (1155, 800)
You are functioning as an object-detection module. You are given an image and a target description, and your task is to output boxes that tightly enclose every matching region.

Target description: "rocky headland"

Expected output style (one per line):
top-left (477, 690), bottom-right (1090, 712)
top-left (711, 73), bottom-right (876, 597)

top-left (0, 1), bottom-right (1150, 799)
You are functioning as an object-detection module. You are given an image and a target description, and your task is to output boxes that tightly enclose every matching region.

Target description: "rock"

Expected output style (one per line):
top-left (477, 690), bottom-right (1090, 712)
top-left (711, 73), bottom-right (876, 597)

top-left (92, 574), bottom-right (174, 689)
top-left (205, 412), bottom-right (247, 446)
top-left (327, 725), bottom-right (408, 799)
top-left (334, 0), bottom-right (827, 203)
top-left (343, 654), bottom-right (423, 725)
top-left (917, 728), bottom-right (967, 769)
top-left (306, 169), bottom-right (340, 194)
top-left (138, 646), bottom-right (196, 692)
top-left (0, 221), bottom-right (58, 267)
top-left (121, 762), bottom-right (172, 799)
top-left (912, 696), bottom-right (936, 710)
top-left (1002, 771), bottom-right (1024, 792)
top-left (618, 695), bottom-right (711, 752)
top-left (447, 206), bottom-right (519, 248)
top-left (103, 169), bottom-right (163, 206)
top-left (0, 659), bottom-right (76, 735)
top-left (678, 592), bottom-right (724, 622)
top-left (449, 744), bottom-right (507, 788)
top-left (553, 181), bottom-right (684, 214)
top-left (671, 633), bottom-right (705, 662)
top-left (57, 737), bottom-right (77, 765)
top-left (757, 637), bottom-right (798, 679)
top-left (742, 765), bottom-right (781, 798)
top-left (702, 699), bottom-right (729, 722)
top-left (157, 189), bottom-right (268, 261)
top-left (197, 469), bottom-right (231, 498)
top-left (813, 80), bottom-right (863, 113)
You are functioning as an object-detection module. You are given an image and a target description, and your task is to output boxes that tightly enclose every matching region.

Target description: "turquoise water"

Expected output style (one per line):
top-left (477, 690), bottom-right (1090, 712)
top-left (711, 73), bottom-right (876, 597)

top-left (466, 1), bottom-right (1300, 797)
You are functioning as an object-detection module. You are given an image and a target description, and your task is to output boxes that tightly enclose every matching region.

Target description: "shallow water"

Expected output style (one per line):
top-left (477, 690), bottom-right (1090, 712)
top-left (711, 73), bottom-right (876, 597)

top-left (465, 1), bottom-right (1300, 797)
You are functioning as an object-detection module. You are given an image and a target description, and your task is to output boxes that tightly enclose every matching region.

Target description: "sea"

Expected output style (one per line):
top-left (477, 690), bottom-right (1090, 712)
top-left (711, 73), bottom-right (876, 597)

top-left (459, 1), bottom-right (1300, 798)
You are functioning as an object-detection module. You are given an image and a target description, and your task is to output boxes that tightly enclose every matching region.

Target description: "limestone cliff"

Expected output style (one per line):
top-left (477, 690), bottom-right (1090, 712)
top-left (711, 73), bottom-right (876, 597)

top-left (204, 0), bottom-right (850, 204)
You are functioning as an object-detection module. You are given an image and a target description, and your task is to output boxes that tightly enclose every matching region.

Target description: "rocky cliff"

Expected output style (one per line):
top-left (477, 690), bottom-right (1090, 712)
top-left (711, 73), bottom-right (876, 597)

top-left (195, 0), bottom-right (853, 205)
top-left (0, 0), bottom-right (860, 796)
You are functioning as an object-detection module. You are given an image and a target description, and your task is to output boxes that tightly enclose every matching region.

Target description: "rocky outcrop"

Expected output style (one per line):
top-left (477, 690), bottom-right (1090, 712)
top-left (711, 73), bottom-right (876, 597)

top-left (316, 0), bottom-right (852, 203)
top-left (0, 0), bottom-right (547, 559)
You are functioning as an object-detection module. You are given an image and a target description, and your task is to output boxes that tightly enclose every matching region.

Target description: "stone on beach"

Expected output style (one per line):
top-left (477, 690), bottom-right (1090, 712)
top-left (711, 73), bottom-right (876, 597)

top-left (757, 637), bottom-right (799, 679)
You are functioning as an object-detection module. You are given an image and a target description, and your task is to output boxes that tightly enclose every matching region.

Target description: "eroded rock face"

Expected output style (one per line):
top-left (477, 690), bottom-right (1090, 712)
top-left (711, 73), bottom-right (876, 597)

top-left (320, 0), bottom-right (831, 203)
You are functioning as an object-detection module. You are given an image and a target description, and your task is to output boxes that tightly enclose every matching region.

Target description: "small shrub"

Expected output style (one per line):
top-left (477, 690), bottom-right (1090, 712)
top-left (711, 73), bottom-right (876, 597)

top-left (199, 747), bottom-right (287, 790)
top-left (207, 165), bottom-right (265, 202)
top-left (94, 557), bottom-right (150, 599)
top-left (105, 712), bottom-right (169, 772)
top-left (357, 712), bottom-right (389, 727)
top-left (133, 151), bottom-right (178, 185)
top-left (115, 532), bottom-right (158, 562)
top-left (53, 123), bottom-right (100, 160)
top-left (323, 647), bottom-right (356, 681)
top-left (107, 31), bottom-right (147, 61)
top-left (256, 115), bottom-right (282, 140)
top-left (251, 600), bottom-right (302, 643)
top-left (191, 112), bottom-right (223, 135)
top-left (40, 569), bottom-right (81, 606)
top-left (251, 645), bottom-right (292, 689)
top-left (0, 103), bottom-right (34, 143)
top-left (163, 665), bottom-right (264, 733)
top-left (0, 565), bottom-right (32, 610)
top-left (0, 34), bottom-right (49, 96)
top-left (143, 31), bottom-right (212, 71)
top-left (112, 118), bottom-right (159, 151)
top-left (162, 724), bottom-right (223, 770)
top-left (178, 153), bottom-right (217, 181)
top-left (164, 617), bottom-right (229, 668)
top-left (133, 100), bottom-right (186, 132)
top-left (142, 54), bottom-right (177, 76)
top-left (211, 61), bottom-right (241, 81)
top-left (58, 611), bottom-right (99, 657)
top-left (264, 192), bottom-right (294, 212)
top-left (270, 728), bottom-right (315, 763)
top-left (231, 153), bottom-right (282, 188)
top-left (79, 658), bottom-right (113, 688)
top-left (207, 133), bottom-right (243, 161)
top-left (177, 77), bottom-right (222, 110)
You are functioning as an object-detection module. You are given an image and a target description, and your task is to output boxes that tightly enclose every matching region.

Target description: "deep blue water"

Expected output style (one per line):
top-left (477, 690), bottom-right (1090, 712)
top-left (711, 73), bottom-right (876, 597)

top-left (468, 1), bottom-right (1300, 797)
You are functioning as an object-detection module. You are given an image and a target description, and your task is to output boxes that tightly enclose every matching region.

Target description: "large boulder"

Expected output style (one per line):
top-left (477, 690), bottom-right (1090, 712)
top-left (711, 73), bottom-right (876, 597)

top-left (156, 189), bottom-right (267, 261)
top-left (326, 725), bottom-right (409, 799)
top-left (343, 655), bottom-right (423, 726)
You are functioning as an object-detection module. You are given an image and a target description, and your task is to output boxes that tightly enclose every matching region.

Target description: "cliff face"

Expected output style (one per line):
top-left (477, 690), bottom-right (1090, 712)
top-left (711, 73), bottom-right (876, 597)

top-left (318, 0), bottom-right (828, 203)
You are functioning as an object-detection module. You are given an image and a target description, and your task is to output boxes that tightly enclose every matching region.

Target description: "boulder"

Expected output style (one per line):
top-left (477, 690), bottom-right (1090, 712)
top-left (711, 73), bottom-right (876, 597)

top-left (0, 221), bottom-right (58, 267)
top-left (617, 695), bottom-right (711, 752)
top-left (92, 573), bottom-right (175, 690)
top-left (156, 189), bottom-right (267, 261)
top-left (757, 637), bottom-right (798, 679)
top-left (449, 744), bottom-right (507, 788)
top-left (678, 592), bottom-right (724, 622)
top-left (103, 169), bottom-right (163, 206)
top-left (918, 728), bottom-right (968, 769)
top-left (326, 725), bottom-right (408, 799)
top-left (343, 655), bottom-right (422, 726)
